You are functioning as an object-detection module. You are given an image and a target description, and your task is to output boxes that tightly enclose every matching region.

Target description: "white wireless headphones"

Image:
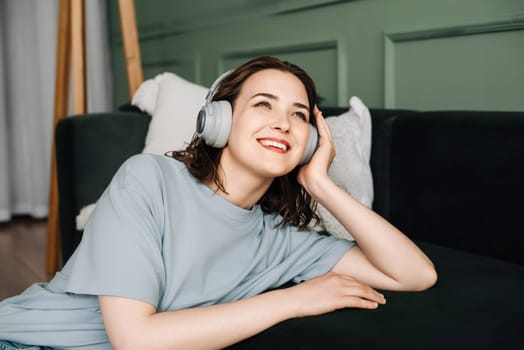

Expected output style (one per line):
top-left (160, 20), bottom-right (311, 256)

top-left (196, 70), bottom-right (318, 164)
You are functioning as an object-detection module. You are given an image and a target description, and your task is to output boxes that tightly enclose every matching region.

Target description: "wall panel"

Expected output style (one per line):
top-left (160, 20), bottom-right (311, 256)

top-left (385, 18), bottom-right (524, 111)
top-left (107, 0), bottom-right (524, 111)
top-left (221, 41), bottom-right (341, 106)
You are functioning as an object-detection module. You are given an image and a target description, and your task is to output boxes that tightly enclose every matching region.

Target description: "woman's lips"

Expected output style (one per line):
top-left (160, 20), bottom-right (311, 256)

top-left (257, 138), bottom-right (290, 153)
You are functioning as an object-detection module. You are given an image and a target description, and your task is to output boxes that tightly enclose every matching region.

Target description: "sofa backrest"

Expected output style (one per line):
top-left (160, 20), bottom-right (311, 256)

top-left (372, 111), bottom-right (524, 265)
top-left (55, 111), bottom-right (150, 262)
top-left (56, 107), bottom-right (524, 266)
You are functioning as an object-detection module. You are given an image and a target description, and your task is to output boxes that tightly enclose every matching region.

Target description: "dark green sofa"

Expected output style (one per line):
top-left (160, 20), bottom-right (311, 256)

top-left (55, 106), bottom-right (524, 349)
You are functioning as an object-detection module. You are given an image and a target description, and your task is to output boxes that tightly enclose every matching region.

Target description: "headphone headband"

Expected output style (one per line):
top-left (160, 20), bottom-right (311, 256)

top-left (205, 69), bottom-right (234, 103)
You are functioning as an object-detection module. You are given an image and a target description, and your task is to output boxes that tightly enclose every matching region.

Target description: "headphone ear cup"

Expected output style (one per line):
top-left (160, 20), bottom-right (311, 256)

top-left (299, 124), bottom-right (319, 165)
top-left (196, 100), bottom-right (232, 148)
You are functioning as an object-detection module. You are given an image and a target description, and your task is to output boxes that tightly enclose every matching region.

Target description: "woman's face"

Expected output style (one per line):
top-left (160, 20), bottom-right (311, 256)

top-left (220, 69), bottom-right (311, 179)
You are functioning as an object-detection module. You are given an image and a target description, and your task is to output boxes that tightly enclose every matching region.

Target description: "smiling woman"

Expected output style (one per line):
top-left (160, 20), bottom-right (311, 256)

top-left (0, 56), bottom-right (435, 349)
top-left (221, 70), bottom-right (312, 193)
top-left (176, 58), bottom-right (320, 226)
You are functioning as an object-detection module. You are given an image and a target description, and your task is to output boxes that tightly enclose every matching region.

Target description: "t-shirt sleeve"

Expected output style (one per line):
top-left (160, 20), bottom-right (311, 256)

top-left (65, 155), bottom-right (166, 307)
top-left (283, 225), bottom-right (355, 283)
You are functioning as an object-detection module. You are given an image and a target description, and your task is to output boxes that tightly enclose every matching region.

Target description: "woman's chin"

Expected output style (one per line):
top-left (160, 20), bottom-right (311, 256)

top-left (257, 162), bottom-right (298, 178)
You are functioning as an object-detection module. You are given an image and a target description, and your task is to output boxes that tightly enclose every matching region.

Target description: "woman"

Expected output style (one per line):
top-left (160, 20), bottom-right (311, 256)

top-left (0, 56), bottom-right (436, 349)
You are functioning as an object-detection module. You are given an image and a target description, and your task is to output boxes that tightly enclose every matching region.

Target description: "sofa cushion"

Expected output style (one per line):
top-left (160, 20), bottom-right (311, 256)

top-left (314, 97), bottom-right (373, 240)
top-left (227, 242), bottom-right (524, 349)
top-left (132, 72), bottom-right (208, 154)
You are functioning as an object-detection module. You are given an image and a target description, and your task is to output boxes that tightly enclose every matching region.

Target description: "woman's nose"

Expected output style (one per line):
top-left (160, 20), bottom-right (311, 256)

top-left (270, 113), bottom-right (290, 133)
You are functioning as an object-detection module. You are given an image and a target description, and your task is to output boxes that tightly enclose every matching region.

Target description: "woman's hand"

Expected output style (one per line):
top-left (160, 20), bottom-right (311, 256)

top-left (297, 106), bottom-right (336, 197)
top-left (285, 272), bottom-right (386, 318)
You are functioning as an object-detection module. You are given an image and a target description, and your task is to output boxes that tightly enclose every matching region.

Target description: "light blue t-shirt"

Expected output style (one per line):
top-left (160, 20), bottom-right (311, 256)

top-left (0, 154), bottom-right (354, 349)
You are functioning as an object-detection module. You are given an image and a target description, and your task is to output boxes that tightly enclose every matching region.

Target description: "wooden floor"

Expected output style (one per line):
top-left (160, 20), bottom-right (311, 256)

top-left (0, 216), bottom-right (48, 300)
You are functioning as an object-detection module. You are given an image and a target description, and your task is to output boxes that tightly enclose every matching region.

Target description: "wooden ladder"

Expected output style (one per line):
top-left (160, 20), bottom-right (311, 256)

top-left (46, 0), bottom-right (143, 277)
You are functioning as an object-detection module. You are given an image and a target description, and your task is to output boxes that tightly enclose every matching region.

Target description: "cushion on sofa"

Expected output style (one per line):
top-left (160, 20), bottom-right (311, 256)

top-left (133, 72), bottom-right (208, 154)
top-left (313, 96), bottom-right (374, 240)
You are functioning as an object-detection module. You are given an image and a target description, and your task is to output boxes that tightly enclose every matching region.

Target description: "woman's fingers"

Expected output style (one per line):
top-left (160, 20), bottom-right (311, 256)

top-left (313, 106), bottom-right (334, 152)
top-left (330, 273), bottom-right (386, 305)
top-left (313, 105), bottom-right (333, 142)
top-left (288, 272), bottom-right (387, 317)
top-left (317, 108), bottom-right (334, 146)
top-left (299, 106), bottom-right (335, 173)
top-left (337, 296), bottom-right (379, 310)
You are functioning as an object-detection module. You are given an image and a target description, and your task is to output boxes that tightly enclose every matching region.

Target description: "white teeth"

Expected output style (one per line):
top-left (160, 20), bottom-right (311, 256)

top-left (260, 140), bottom-right (288, 151)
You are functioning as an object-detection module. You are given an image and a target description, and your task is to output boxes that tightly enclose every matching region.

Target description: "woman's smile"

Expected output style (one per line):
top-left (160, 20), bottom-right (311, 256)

top-left (257, 137), bottom-right (290, 153)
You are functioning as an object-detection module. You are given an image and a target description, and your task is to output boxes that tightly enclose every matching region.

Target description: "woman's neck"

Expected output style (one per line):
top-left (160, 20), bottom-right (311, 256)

top-left (207, 164), bottom-right (273, 210)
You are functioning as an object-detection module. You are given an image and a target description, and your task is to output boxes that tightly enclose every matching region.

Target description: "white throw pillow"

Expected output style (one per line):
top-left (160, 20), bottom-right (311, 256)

top-left (312, 96), bottom-right (374, 241)
top-left (136, 72), bottom-right (208, 154)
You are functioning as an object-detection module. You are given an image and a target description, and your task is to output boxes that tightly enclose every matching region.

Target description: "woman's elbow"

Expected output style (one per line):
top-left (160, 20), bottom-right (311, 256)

top-left (411, 265), bottom-right (438, 291)
top-left (395, 264), bottom-right (438, 292)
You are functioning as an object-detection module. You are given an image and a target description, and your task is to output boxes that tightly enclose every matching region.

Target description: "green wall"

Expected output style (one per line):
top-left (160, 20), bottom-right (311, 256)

top-left (107, 0), bottom-right (524, 111)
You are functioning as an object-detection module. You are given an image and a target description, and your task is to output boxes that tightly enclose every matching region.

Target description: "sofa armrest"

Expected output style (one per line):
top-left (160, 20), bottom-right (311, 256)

top-left (55, 111), bottom-right (150, 263)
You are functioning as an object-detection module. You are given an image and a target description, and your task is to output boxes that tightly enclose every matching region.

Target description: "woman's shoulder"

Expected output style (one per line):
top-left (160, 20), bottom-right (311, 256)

top-left (120, 153), bottom-right (185, 177)
top-left (122, 153), bottom-right (182, 170)
top-left (110, 154), bottom-right (188, 191)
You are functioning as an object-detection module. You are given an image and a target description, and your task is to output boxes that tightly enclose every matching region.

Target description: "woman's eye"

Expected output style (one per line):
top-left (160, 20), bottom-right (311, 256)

top-left (255, 101), bottom-right (271, 109)
top-left (292, 111), bottom-right (307, 121)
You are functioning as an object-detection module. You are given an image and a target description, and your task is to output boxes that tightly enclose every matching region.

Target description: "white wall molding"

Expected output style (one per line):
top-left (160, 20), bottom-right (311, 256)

top-left (141, 53), bottom-right (202, 83)
top-left (384, 14), bottom-right (524, 108)
top-left (112, 0), bottom-right (353, 44)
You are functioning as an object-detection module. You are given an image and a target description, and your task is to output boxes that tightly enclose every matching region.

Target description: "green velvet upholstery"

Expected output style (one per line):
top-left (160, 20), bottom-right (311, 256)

top-left (381, 111), bottom-right (524, 265)
top-left (228, 242), bottom-right (524, 349)
top-left (55, 111), bottom-right (150, 262)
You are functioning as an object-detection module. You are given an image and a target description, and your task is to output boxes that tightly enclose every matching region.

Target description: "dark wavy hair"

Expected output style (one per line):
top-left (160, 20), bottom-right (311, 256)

top-left (171, 56), bottom-right (319, 229)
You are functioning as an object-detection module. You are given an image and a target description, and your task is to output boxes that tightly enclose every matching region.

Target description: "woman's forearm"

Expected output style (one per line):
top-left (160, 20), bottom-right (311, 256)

top-left (309, 178), bottom-right (436, 289)
top-left (148, 290), bottom-right (295, 349)
top-left (101, 289), bottom-right (295, 350)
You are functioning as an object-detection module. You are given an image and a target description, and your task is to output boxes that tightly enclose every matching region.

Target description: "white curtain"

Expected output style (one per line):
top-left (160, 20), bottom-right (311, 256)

top-left (0, 0), bottom-right (113, 222)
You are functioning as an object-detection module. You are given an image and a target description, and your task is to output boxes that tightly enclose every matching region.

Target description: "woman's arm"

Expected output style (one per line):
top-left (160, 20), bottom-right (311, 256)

top-left (298, 107), bottom-right (437, 291)
top-left (100, 273), bottom-right (385, 350)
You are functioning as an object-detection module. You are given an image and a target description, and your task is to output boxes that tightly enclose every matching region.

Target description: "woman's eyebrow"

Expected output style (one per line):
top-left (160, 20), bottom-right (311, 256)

top-left (251, 93), bottom-right (309, 110)
top-left (251, 92), bottom-right (278, 100)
